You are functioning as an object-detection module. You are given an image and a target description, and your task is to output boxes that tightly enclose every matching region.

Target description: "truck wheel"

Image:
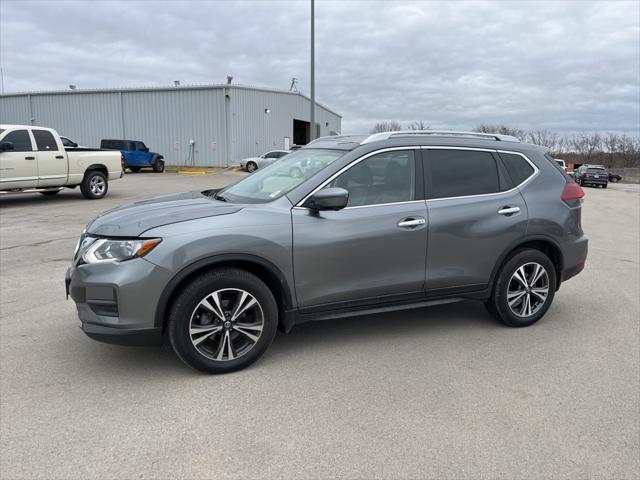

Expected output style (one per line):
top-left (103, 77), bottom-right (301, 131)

top-left (168, 268), bottom-right (278, 374)
top-left (80, 171), bottom-right (108, 199)
top-left (129, 167), bottom-right (141, 173)
top-left (153, 159), bottom-right (165, 173)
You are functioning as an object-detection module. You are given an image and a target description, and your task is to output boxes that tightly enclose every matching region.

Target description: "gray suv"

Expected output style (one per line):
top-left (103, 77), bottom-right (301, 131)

top-left (66, 131), bottom-right (588, 373)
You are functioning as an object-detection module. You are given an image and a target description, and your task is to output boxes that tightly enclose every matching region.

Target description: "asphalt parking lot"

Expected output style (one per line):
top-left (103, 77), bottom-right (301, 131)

top-left (1, 173), bottom-right (638, 479)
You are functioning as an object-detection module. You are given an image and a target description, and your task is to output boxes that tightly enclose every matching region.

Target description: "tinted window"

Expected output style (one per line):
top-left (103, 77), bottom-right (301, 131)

top-left (101, 140), bottom-right (125, 150)
top-left (2, 130), bottom-right (33, 151)
top-left (135, 142), bottom-right (146, 151)
top-left (327, 150), bottom-right (416, 207)
top-left (500, 152), bottom-right (535, 185)
top-left (264, 152), bottom-right (280, 158)
top-left (33, 130), bottom-right (59, 151)
top-left (428, 150), bottom-right (499, 199)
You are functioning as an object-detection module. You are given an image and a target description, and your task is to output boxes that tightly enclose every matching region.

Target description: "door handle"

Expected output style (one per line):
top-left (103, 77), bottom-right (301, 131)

top-left (55, 155), bottom-right (64, 159)
top-left (397, 217), bottom-right (426, 229)
top-left (25, 156), bottom-right (35, 160)
top-left (498, 206), bottom-right (520, 216)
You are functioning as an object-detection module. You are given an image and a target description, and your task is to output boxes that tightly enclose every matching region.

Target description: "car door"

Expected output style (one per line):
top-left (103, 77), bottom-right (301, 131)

top-left (292, 148), bottom-right (428, 309)
top-left (423, 147), bottom-right (530, 294)
top-left (0, 128), bottom-right (38, 189)
top-left (34, 129), bottom-right (67, 187)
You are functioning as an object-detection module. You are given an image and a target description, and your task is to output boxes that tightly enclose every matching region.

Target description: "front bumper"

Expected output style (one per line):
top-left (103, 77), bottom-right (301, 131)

top-left (66, 257), bottom-right (171, 346)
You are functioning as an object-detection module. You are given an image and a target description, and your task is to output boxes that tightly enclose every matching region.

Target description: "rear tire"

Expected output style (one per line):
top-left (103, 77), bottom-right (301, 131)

top-left (80, 171), bottom-right (108, 199)
top-left (603, 184), bottom-right (608, 189)
top-left (486, 249), bottom-right (556, 327)
top-left (168, 268), bottom-right (278, 374)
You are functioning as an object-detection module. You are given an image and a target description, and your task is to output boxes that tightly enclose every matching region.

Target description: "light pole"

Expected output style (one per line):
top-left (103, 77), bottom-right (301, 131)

top-left (310, 0), bottom-right (315, 141)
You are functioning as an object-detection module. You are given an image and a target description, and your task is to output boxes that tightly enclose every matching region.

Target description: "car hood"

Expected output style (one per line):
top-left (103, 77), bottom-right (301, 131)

top-left (87, 190), bottom-right (242, 237)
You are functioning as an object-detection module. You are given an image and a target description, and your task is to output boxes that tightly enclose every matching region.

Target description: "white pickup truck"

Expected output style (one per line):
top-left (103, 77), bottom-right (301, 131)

top-left (0, 125), bottom-right (123, 199)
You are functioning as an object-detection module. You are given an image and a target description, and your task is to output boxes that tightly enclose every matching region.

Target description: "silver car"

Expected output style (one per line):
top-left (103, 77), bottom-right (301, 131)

top-left (239, 150), bottom-right (290, 172)
top-left (66, 131), bottom-right (588, 374)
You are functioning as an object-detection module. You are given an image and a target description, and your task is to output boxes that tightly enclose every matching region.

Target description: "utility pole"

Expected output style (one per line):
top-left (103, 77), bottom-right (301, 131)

top-left (310, 0), bottom-right (315, 141)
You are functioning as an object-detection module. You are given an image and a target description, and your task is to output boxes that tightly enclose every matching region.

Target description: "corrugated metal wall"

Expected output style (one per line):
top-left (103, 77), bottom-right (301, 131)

top-left (0, 86), bottom-right (342, 167)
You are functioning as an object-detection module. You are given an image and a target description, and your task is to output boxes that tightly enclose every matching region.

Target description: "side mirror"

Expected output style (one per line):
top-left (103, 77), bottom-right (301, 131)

top-left (0, 141), bottom-right (14, 152)
top-left (72, 142), bottom-right (79, 148)
top-left (305, 187), bottom-right (349, 211)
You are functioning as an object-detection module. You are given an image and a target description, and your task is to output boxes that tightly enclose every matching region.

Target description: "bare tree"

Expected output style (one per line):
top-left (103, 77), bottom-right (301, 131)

top-left (603, 133), bottom-right (619, 166)
top-left (571, 133), bottom-right (602, 163)
top-left (527, 130), bottom-right (561, 151)
top-left (618, 134), bottom-right (640, 168)
top-left (407, 121), bottom-right (429, 131)
top-left (370, 121), bottom-right (403, 134)
top-left (473, 124), bottom-right (525, 140)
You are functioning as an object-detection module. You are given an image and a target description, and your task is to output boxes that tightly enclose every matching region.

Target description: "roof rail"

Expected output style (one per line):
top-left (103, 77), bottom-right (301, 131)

top-left (361, 130), bottom-right (521, 144)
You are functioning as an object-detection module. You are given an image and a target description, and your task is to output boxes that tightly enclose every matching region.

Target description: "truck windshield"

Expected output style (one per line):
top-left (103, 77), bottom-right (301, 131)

top-left (219, 148), bottom-right (345, 204)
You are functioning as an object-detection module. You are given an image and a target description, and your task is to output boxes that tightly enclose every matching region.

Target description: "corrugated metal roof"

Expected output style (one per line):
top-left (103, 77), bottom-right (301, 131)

top-left (0, 83), bottom-right (342, 118)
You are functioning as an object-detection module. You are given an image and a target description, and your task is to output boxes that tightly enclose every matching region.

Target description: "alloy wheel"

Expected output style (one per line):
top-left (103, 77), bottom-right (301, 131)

top-left (189, 288), bottom-right (264, 361)
top-left (90, 176), bottom-right (106, 195)
top-left (507, 262), bottom-right (550, 318)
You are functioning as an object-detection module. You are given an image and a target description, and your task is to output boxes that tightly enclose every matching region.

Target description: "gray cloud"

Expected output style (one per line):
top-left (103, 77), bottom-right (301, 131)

top-left (1, 0), bottom-right (638, 134)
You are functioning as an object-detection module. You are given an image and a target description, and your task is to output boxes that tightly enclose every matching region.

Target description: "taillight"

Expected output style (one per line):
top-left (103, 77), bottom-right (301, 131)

top-left (561, 182), bottom-right (585, 204)
top-left (120, 154), bottom-right (125, 170)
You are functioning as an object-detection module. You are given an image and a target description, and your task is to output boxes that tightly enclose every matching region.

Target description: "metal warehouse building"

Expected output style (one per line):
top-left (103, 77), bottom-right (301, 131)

top-left (0, 84), bottom-right (342, 167)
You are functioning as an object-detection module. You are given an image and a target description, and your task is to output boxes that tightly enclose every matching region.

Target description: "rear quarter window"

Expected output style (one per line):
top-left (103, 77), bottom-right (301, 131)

top-left (499, 152), bottom-right (535, 185)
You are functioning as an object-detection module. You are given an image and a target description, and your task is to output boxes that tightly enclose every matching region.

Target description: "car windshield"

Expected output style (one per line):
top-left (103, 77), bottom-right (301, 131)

top-left (219, 148), bottom-right (345, 203)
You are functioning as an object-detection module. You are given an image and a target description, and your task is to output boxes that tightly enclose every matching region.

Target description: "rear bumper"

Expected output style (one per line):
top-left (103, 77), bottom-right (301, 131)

top-left (581, 177), bottom-right (608, 185)
top-left (560, 234), bottom-right (588, 283)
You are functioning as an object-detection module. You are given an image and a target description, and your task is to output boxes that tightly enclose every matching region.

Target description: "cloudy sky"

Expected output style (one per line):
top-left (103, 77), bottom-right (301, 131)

top-left (1, 0), bottom-right (638, 134)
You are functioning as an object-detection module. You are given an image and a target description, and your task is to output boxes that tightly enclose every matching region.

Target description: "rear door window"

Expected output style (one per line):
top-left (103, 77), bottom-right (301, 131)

top-left (33, 130), bottom-right (60, 151)
top-left (2, 129), bottom-right (33, 151)
top-left (426, 149), bottom-right (500, 199)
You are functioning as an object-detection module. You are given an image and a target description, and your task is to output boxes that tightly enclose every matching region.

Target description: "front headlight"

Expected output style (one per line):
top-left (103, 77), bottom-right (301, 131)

top-left (82, 238), bottom-right (162, 264)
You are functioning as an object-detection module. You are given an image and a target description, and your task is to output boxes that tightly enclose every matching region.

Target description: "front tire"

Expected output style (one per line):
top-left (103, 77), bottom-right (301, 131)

top-left (80, 171), bottom-right (108, 199)
top-left (168, 268), bottom-right (278, 374)
top-left (246, 162), bottom-right (257, 173)
top-left (486, 249), bottom-right (556, 327)
top-left (153, 158), bottom-right (165, 173)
